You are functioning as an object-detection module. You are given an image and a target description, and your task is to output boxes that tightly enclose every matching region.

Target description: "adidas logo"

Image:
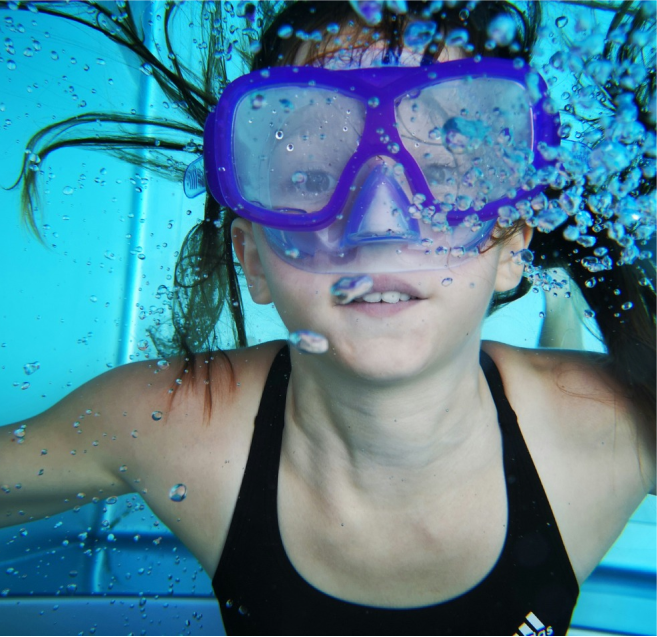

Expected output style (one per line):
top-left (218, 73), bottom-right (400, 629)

top-left (513, 612), bottom-right (554, 636)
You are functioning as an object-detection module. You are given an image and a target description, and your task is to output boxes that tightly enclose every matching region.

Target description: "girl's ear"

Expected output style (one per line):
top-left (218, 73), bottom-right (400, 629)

top-left (494, 224), bottom-right (534, 293)
top-left (231, 218), bottom-right (272, 304)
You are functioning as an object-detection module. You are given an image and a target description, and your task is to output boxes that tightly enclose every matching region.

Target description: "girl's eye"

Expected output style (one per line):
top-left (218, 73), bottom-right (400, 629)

top-left (292, 170), bottom-right (335, 195)
top-left (425, 164), bottom-right (457, 186)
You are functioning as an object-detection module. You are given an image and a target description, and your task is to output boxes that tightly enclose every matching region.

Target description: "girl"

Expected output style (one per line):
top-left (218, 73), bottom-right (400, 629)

top-left (1, 1), bottom-right (655, 634)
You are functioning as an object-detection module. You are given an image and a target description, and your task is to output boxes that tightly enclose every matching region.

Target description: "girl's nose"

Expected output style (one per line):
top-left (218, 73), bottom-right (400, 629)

top-left (343, 164), bottom-right (420, 246)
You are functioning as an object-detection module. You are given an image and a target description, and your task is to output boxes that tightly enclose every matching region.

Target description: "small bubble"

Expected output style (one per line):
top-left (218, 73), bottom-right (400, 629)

top-left (584, 309), bottom-right (596, 319)
top-left (137, 339), bottom-right (149, 351)
top-left (66, 584), bottom-right (77, 593)
top-left (277, 24), bottom-right (293, 39)
top-left (487, 14), bottom-right (516, 46)
top-left (291, 171), bottom-right (307, 185)
top-left (106, 496), bottom-right (118, 505)
top-left (89, 295), bottom-right (97, 303)
top-left (250, 94), bottom-right (265, 110)
top-left (445, 29), bottom-right (469, 47)
top-left (555, 16), bottom-right (568, 28)
top-left (20, 382), bottom-right (30, 390)
top-left (6, 60), bottom-right (16, 71)
top-left (41, 449), bottom-right (47, 455)
top-left (286, 143), bottom-right (294, 152)
top-left (288, 330), bottom-right (329, 354)
top-left (157, 360), bottom-right (169, 370)
top-left (511, 249), bottom-right (534, 266)
top-left (441, 277), bottom-right (453, 287)
top-left (169, 484), bottom-right (187, 502)
top-left (62, 186), bottom-right (74, 195)
top-left (119, 465), bottom-right (127, 472)
top-left (367, 96), bottom-right (380, 108)
top-left (131, 430), bottom-right (138, 438)
top-left (279, 98), bottom-right (294, 112)
top-left (23, 361), bottom-right (39, 375)
top-left (621, 302), bottom-right (633, 310)
top-left (274, 129), bottom-right (284, 140)
top-left (151, 411), bottom-right (163, 421)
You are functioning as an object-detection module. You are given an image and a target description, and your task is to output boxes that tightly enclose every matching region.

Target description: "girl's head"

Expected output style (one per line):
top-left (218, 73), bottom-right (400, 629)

top-left (217, 1), bottom-right (544, 376)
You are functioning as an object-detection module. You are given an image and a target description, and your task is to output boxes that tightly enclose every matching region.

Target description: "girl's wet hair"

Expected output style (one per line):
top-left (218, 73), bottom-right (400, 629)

top-left (10, 1), bottom-right (656, 431)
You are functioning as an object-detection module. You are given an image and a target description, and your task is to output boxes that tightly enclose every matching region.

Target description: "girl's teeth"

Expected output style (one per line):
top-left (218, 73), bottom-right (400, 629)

top-left (360, 292), bottom-right (413, 304)
top-left (381, 291), bottom-right (400, 303)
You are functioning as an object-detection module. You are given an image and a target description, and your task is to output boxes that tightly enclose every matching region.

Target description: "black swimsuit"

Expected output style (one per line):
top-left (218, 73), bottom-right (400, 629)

top-left (212, 347), bottom-right (579, 636)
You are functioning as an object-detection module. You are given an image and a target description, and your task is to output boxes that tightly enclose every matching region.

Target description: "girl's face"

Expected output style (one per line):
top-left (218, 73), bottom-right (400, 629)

top-left (235, 219), bottom-right (529, 381)
top-left (233, 41), bottom-right (532, 380)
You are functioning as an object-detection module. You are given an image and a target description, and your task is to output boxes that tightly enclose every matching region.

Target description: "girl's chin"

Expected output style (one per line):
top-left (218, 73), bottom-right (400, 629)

top-left (310, 334), bottom-right (437, 383)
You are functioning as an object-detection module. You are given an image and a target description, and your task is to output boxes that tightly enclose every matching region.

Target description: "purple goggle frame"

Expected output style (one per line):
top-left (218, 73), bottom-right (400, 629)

top-left (197, 58), bottom-right (559, 231)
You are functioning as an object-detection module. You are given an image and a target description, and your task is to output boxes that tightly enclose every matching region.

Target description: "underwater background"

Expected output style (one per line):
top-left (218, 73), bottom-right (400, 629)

top-left (0, 1), bottom-right (654, 635)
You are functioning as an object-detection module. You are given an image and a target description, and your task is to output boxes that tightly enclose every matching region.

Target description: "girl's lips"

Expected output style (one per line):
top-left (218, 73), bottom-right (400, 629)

top-left (331, 274), bottom-right (427, 306)
top-left (339, 298), bottom-right (423, 316)
top-left (366, 274), bottom-right (426, 299)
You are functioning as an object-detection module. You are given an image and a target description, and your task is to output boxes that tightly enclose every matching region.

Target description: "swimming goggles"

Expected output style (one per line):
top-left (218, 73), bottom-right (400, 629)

top-left (187, 58), bottom-right (559, 273)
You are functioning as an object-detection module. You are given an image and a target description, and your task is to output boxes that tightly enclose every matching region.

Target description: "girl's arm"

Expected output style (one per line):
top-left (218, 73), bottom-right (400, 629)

top-left (0, 359), bottom-right (182, 529)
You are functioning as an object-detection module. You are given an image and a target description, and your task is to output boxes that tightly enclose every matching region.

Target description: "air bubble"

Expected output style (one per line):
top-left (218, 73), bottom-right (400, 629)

top-left (169, 484), bottom-right (187, 502)
top-left (275, 130), bottom-right (284, 140)
top-left (291, 171), bottom-right (307, 185)
top-left (157, 360), bottom-right (170, 370)
top-left (151, 411), bottom-right (163, 421)
top-left (250, 94), bottom-right (265, 110)
top-left (330, 275), bottom-right (374, 304)
top-left (367, 96), bottom-right (380, 108)
top-left (349, 0), bottom-right (383, 26)
top-left (277, 24), bottom-right (293, 39)
top-left (288, 330), bottom-right (329, 354)
top-left (555, 16), bottom-right (568, 28)
top-left (403, 20), bottom-right (437, 50)
top-left (62, 186), bottom-right (74, 195)
top-left (445, 29), bottom-right (469, 47)
top-left (137, 340), bottom-right (149, 351)
top-left (23, 362), bottom-right (39, 375)
top-left (512, 249), bottom-right (534, 265)
top-left (441, 277), bottom-right (453, 287)
top-left (487, 14), bottom-right (516, 46)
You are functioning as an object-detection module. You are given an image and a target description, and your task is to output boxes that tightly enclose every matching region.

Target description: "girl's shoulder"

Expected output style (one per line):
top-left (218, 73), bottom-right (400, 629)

top-left (482, 341), bottom-right (657, 495)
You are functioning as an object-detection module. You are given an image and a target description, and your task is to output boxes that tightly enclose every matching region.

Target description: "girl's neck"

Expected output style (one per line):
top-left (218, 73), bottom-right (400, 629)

top-left (282, 344), bottom-right (500, 500)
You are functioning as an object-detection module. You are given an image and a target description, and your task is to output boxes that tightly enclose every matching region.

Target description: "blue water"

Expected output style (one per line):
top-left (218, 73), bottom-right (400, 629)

top-left (0, 2), bottom-right (654, 635)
